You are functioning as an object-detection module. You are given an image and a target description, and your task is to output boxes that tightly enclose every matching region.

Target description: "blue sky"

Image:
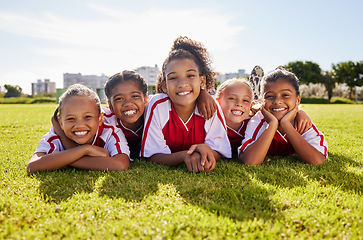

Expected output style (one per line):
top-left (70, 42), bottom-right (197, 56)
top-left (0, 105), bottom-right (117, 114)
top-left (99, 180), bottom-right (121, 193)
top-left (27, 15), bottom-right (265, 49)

top-left (0, 0), bottom-right (362, 94)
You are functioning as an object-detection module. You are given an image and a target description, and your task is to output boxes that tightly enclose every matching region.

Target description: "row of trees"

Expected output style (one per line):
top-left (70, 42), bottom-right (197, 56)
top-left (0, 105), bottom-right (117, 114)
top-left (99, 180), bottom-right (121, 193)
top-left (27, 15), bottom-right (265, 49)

top-left (285, 61), bottom-right (363, 100)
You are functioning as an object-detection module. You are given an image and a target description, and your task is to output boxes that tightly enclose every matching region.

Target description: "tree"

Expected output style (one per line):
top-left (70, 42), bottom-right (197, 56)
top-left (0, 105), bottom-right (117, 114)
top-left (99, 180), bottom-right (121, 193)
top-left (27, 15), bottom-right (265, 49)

top-left (332, 61), bottom-right (363, 99)
top-left (4, 84), bottom-right (22, 98)
top-left (321, 71), bottom-right (335, 101)
top-left (285, 61), bottom-right (323, 84)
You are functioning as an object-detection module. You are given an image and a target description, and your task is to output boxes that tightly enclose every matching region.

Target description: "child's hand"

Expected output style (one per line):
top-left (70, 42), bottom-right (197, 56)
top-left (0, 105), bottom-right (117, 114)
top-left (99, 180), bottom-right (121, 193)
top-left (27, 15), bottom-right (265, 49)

top-left (83, 145), bottom-right (109, 157)
top-left (280, 101), bottom-right (299, 126)
top-left (187, 144), bottom-right (216, 172)
top-left (294, 109), bottom-right (312, 134)
top-left (261, 103), bottom-right (278, 125)
top-left (183, 151), bottom-right (204, 172)
top-left (197, 89), bottom-right (217, 120)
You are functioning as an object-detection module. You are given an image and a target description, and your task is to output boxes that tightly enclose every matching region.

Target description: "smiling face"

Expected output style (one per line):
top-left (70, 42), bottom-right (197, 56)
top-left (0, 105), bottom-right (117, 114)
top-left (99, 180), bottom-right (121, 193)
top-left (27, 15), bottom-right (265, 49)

top-left (163, 58), bottom-right (205, 112)
top-left (58, 95), bottom-right (101, 145)
top-left (109, 81), bottom-right (147, 131)
top-left (218, 81), bottom-right (252, 131)
top-left (263, 78), bottom-right (301, 120)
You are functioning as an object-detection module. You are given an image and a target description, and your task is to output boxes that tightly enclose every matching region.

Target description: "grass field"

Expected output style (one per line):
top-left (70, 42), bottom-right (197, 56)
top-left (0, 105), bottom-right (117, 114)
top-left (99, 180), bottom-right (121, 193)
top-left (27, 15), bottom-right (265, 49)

top-left (0, 104), bottom-right (362, 239)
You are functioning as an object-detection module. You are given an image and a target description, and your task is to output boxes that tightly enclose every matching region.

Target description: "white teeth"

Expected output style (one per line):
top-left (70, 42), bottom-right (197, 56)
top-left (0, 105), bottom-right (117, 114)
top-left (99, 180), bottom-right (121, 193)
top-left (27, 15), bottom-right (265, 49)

top-left (124, 110), bottom-right (137, 116)
top-left (272, 108), bottom-right (285, 112)
top-left (177, 91), bottom-right (190, 96)
top-left (74, 131), bottom-right (87, 136)
top-left (232, 110), bottom-right (243, 116)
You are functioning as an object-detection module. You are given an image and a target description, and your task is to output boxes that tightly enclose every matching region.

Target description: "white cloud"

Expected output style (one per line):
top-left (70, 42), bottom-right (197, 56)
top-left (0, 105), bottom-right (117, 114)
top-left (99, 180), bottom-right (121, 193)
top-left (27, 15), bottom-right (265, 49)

top-left (0, 4), bottom-right (244, 93)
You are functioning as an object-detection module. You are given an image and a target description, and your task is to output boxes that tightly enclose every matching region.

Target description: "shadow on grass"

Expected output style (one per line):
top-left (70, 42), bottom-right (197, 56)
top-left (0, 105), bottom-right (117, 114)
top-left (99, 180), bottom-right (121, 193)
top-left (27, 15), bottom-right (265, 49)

top-left (250, 153), bottom-right (363, 193)
top-left (98, 159), bottom-right (283, 222)
top-left (30, 152), bottom-right (362, 222)
top-left (29, 168), bottom-right (103, 203)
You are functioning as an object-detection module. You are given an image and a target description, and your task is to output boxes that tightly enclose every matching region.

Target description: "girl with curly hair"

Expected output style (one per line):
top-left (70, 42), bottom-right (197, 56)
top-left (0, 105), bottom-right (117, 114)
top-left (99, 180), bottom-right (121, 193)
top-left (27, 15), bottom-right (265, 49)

top-left (141, 36), bottom-right (231, 172)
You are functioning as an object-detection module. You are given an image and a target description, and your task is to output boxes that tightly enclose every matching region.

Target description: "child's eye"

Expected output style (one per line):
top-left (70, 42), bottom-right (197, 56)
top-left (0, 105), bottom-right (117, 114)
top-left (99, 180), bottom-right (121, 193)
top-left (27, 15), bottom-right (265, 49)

top-left (228, 97), bottom-right (236, 100)
top-left (115, 97), bottom-right (124, 101)
top-left (65, 117), bottom-right (75, 121)
top-left (187, 74), bottom-right (195, 78)
top-left (265, 95), bottom-right (273, 99)
top-left (282, 94), bottom-right (290, 98)
top-left (243, 99), bottom-right (250, 103)
top-left (168, 76), bottom-right (177, 81)
top-left (131, 95), bottom-right (140, 99)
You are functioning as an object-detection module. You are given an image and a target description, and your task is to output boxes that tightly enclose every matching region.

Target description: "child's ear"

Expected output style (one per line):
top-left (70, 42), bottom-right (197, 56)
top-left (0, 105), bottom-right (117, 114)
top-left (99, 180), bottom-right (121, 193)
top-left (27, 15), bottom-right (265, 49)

top-left (144, 95), bottom-right (149, 105)
top-left (297, 94), bottom-right (301, 104)
top-left (200, 75), bottom-right (206, 89)
top-left (57, 116), bottom-right (64, 130)
top-left (161, 81), bottom-right (168, 93)
top-left (108, 101), bottom-right (114, 113)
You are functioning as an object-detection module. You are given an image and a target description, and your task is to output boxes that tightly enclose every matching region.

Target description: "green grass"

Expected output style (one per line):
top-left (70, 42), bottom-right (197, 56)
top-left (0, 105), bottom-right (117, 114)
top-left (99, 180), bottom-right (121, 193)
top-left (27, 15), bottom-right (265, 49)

top-left (1, 104), bottom-right (362, 239)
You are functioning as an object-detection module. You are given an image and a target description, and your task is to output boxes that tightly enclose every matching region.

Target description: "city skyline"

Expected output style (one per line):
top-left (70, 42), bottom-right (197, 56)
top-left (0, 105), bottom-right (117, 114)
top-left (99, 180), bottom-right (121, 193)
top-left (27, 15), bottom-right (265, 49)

top-left (1, 0), bottom-right (362, 94)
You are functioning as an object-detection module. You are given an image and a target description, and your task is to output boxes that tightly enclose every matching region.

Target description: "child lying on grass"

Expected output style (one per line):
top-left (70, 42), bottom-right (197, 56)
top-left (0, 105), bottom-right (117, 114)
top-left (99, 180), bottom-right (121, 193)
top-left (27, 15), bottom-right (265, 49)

top-left (27, 84), bottom-right (130, 172)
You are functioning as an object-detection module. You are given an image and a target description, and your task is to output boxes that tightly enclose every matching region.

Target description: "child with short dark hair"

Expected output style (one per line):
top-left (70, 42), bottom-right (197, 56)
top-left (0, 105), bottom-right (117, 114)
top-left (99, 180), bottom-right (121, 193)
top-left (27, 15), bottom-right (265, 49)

top-left (28, 84), bottom-right (130, 172)
top-left (239, 69), bottom-right (328, 165)
top-left (103, 70), bottom-right (148, 159)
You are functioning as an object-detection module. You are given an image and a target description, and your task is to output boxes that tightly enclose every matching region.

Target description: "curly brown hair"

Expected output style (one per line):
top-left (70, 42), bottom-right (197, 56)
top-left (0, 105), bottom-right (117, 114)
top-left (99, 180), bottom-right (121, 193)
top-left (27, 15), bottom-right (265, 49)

top-left (156, 36), bottom-right (215, 93)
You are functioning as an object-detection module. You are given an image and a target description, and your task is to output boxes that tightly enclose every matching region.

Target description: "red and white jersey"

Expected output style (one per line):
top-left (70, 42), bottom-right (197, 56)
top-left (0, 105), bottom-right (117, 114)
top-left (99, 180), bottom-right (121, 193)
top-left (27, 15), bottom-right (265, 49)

top-left (35, 123), bottom-right (130, 157)
top-left (228, 118), bottom-right (250, 156)
top-left (140, 93), bottom-right (231, 158)
top-left (103, 107), bottom-right (142, 157)
top-left (239, 111), bottom-right (328, 158)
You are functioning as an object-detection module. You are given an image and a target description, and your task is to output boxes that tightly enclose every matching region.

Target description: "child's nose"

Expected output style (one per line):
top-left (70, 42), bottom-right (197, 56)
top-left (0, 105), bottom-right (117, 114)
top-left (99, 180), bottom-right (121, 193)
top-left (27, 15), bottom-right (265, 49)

top-left (177, 77), bottom-right (188, 87)
top-left (75, 119), bottom-right (85, 128)
top-left (274, 96), bottom-right (283, 104)
top-left (237, 99), bottom-right (244, 106)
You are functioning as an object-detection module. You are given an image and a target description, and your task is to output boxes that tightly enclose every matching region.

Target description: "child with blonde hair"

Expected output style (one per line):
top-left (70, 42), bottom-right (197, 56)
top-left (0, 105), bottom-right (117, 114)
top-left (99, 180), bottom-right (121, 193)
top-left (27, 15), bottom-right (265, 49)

top-left (216, 78), bottom-right (253, 156)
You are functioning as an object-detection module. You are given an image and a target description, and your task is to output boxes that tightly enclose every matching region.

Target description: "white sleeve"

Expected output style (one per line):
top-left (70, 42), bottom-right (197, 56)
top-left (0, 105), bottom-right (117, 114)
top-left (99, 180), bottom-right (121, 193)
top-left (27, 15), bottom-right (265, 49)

top-left (238, 111), bottom-right (267, 156)
top-left (34, 127), bottom-right (64, 154)
top-left (102, 107), bottom-right (117, 127)
top-left (203, 102), bottom-right (232, 158)
top-left (141, 94), bottom-right (171, 157)
top-left (102, 125), bottom-right (130, 157)
top-left (302, 124), bottom-right (328, 158)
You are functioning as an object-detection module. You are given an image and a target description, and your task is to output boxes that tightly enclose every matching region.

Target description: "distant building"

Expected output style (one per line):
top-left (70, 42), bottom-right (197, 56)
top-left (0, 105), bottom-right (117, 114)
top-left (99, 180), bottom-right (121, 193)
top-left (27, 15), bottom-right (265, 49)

top-left (135, 65), bottom-right (160, 94)
top-left (63, 73), bottom-right (108, 102)
top-left (216, 69), bottom-right (247, 83)
top-left (31, 79), bottom-right (56, 95)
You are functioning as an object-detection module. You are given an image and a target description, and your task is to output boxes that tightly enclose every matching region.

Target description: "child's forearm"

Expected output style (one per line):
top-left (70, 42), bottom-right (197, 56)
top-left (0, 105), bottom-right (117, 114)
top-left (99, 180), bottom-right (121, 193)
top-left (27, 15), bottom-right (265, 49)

top-left (280, 121), bottom-right (325, 165)
top-left (240, 121), bottom-right (278, 165)
top-left (27, 146), bottom-right (92, 172)
top-left (69, 153), bottom-right (130, 171)
top-left (148, 151), bottom-right (189, 166)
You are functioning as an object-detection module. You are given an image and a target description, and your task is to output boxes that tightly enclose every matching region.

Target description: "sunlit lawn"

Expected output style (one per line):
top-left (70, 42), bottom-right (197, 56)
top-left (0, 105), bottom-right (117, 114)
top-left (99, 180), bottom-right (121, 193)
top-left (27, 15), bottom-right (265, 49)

top-left (0, 104), bottom-right (362, 239)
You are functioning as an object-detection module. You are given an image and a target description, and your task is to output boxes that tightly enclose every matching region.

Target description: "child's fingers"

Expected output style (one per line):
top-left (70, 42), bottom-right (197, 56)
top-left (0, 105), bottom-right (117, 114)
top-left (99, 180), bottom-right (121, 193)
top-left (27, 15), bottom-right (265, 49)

top-left (204, 104), bottom-right (212, 120)
top-left (205, 159), bottom-right (216, 172)
top-left (191, 160), bottom-right (199, 173)
top-left (295, 121), bottom-right (304, 134)
top-left (197, 160), bottom-right (205, 172)
top-left (187, 145), bottom-right (197, 155)
top-left (185, 161), bottom-right (193, 172)
top-left (200, 151), bottom-right (208, 167)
